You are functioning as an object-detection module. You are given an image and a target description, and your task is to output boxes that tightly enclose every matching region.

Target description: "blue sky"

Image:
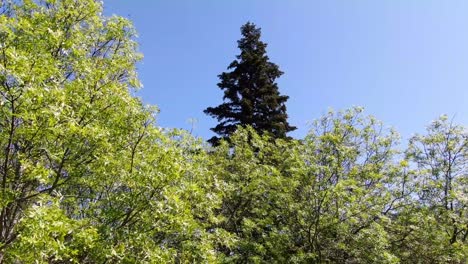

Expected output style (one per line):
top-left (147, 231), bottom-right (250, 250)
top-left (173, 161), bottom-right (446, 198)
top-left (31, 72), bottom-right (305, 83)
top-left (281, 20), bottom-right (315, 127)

top-left (105, 0), bottom-right (467, 141)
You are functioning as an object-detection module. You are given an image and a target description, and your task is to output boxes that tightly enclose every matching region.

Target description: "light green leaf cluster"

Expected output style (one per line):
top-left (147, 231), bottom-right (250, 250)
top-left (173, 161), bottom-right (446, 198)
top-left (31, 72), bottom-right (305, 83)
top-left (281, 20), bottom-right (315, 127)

top-left (0, 0), bottom-right (222, 262)
top-left (6, 195), bottom-right (98, 263)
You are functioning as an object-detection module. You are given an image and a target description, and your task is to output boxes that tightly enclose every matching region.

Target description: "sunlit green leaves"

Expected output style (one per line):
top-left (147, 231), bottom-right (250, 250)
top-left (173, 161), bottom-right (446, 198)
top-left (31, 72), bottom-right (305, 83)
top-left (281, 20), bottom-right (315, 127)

top-left (0, 0), bottom-right (466, 262)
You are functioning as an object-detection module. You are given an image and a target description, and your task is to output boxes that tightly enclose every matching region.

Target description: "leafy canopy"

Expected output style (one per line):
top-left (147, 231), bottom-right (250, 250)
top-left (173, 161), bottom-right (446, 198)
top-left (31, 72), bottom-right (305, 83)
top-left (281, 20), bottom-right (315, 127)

top-left (0, 0), bottom-right (466, 263)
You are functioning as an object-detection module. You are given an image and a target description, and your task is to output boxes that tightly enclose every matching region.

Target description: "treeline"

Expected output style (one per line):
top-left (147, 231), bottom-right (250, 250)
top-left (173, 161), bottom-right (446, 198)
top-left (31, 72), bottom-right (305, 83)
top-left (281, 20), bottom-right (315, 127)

top-left (0, 0), bottom-right (466, 263)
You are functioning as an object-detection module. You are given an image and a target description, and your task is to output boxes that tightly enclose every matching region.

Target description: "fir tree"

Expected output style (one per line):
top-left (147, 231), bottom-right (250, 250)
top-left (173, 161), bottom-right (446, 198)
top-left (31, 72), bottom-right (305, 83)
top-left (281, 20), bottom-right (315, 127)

top-left (204, 22), bottom-right (296, 145)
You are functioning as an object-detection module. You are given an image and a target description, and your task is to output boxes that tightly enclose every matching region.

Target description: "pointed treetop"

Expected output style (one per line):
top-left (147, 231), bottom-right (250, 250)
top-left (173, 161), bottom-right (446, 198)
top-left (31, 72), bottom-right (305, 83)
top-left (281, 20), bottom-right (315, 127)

top-left (204, 22), bottom-right (296, 145)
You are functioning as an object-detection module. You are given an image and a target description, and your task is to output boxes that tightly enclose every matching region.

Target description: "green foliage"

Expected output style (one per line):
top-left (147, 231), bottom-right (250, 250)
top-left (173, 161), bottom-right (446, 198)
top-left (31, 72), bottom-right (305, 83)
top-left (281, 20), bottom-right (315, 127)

top-left (6, 195), bottom-right (98, 263)
top-left (0, 0), bottom-right (222, 262)
top-left (394, 115), bottom-right (468, 263)
top-left (285, 107), bottom-right (400, 263)
top-left (0, 0), bottom-right (466, 263)
top-left (210, 127), bottom-right (299, 263)
top-left (204, 22), bottom-right (296, 145)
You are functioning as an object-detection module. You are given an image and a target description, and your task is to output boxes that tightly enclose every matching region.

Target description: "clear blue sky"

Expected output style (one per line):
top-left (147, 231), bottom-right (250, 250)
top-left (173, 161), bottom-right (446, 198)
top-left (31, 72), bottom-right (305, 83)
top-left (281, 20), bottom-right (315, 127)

top-left (105, 0), bottom-right (467, 141)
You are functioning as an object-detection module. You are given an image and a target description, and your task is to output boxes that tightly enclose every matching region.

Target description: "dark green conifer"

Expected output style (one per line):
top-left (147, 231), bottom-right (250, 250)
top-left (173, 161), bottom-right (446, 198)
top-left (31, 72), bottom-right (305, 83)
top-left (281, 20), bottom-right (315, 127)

top-left (204, 22), bottom-right (296, 145)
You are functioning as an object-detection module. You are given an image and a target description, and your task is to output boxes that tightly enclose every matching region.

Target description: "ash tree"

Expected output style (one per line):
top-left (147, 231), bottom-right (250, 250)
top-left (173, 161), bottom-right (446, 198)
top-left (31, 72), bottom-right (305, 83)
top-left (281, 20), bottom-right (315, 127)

top-left (0, 0), bottom-right (223, 262)
top-left (204, 22), bottom-right (296, 145)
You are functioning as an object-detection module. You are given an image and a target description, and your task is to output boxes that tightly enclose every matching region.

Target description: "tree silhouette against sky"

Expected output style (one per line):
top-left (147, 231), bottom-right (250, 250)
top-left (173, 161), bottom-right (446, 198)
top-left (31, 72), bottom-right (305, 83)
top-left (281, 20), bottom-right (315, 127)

top-left (204, 22), bottom-right (296, 145)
